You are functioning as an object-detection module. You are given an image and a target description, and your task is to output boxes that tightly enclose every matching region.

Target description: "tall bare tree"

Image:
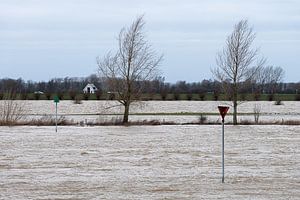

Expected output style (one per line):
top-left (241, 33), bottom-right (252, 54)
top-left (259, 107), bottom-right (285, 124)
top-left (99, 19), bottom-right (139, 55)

top-left (97, 15), bottom-right (163, 124)
top-left (213, 20), bottom-right (264, 125)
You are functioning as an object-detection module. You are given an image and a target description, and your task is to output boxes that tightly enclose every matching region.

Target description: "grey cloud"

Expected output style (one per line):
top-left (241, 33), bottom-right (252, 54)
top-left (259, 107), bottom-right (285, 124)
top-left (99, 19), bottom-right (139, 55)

top-left (0, 0), bottom-right (299, 82)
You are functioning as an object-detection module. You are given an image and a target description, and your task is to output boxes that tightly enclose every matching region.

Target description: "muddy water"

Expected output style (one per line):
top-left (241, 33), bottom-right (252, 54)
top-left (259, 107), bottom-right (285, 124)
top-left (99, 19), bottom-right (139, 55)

top-left (16, 100), bottom-right (300, 124)
top-left (0, 125), bottom-right (299, 199)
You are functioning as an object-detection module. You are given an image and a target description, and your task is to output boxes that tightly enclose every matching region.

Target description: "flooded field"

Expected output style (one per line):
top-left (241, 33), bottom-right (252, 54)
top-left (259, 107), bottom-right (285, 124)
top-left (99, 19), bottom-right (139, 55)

top-left (12, 100), bottom-right (300, 124)
top-left (0, 125), bottom-right (299, 199)
top-left (22, 100), bottom-right (300, 115)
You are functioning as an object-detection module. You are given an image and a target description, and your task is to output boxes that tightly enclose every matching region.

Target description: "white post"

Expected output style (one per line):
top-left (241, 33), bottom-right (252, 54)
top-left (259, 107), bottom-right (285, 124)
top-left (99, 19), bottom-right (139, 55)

top-left (55, 102), bottom-right (58, 132)
top-left (218, 105), bottom-right (229, 183)
top-left (222, 119), bottom-right (225, 183)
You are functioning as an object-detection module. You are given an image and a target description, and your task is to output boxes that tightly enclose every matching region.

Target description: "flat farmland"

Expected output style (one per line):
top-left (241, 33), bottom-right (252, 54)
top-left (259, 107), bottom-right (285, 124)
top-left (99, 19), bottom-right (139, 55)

top-left (0, 125), bottom-right (299, 199)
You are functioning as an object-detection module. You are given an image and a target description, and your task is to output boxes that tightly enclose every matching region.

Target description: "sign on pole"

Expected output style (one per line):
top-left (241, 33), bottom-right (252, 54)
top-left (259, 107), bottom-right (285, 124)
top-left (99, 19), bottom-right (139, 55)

top-left (54, 96), bottom-right (60, 132)
top-left (218, 106), bottom-right (229, 183)
top-left (218, 106), bottom-right (229, 122)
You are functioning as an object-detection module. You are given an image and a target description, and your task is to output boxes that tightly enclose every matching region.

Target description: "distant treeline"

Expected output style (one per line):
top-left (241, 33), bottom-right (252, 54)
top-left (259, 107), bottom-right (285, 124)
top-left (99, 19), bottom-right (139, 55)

top-left (0, 74), bottom-right (299, 95)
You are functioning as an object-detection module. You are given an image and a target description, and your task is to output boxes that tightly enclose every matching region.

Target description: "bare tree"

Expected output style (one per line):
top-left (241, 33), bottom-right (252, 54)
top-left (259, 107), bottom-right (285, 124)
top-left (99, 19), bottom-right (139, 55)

top-left (253, 103), bottom-right (261, 124)
top-left (97, 15), bottom-right (163, 124)
top-left (256, 66), bottom-right (284, 93)
top-left (213, 20), bottom-right (264, 125)
top-left (0, 91), bottom-right (26, 125)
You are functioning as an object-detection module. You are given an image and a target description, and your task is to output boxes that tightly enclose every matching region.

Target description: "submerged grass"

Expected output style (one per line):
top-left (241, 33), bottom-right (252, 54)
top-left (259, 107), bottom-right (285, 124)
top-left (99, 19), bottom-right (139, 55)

top-left (66, 112), bottom-right (276, 116)
top-left (1, 118), bottom-right (299, 126)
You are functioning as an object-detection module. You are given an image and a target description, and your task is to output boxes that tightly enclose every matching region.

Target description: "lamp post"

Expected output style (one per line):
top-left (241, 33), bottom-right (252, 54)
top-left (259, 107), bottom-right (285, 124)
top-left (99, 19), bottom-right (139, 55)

top-left (218, 106), bottom-right (229, 183)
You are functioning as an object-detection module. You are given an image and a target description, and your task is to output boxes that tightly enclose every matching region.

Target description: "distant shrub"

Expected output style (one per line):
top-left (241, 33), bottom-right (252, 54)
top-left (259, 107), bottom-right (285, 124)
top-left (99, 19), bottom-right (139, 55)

top-left (213, 92), bottom-right (219, 101)
top-left (95, 91), bottom-right (102, 100)
top-left (57, 93), bottom-right (64, 100)
top-left (280, 120), bottom-right (300, 125)
top-left (0, 93), bottom-right (3, 100)
top-left (173, 93), bottom-right (180, 100)
top-left (96, 116), bottom-right (123, 125)
top-left (186, 93), bottom-right (193, 101)
top-left (274, 99), bottom-right (283, 105)
top-left (83, 93), bottom-right (90, 100)
top-left (94, 118), bottom-right (176, 126)
top-left (69, 91), bottom-right (77, 100)
top-left (74, 96), bottom-right (82, 104)
top-left (253, 92), bottom-right (261, 101)
top-left (130, 120), bottom-right (176, 126)
top-left (28, 115), bottom-right (71, 126)
top-left (240, 93), bottom-right (247, 101)
top-left (34, 93), bottom-right (40, 100)
top-left (226, 94), bottom-right (232, 101)
top-left (198, 114), bottom-right (207, 124)
top-left (267, 94), bottom-right (274, 101)
top-left (240, 120), bottom-right (251, 125)
top-left (198, 93), bottom-right (206, 101)
top-left (160, 91), bottom-right (167, 100)
top-left (295, 94), bottom-right (300, 101)
top-left (147, 93), bottom-right (155, 101)
top-left (108, 93), bottom-right (115, 100)
top-left (45, 93), bottom-right (52, 100)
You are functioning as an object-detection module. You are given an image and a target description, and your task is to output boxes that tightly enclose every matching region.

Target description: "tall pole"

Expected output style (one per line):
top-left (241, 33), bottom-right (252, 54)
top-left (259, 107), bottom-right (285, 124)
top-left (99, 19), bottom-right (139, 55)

top-left (218, 105), bottom-right (229, 183)
top-left (222, 119), bottom-right (225, 183)
top-left (55, 102), bottom-right (58, 132)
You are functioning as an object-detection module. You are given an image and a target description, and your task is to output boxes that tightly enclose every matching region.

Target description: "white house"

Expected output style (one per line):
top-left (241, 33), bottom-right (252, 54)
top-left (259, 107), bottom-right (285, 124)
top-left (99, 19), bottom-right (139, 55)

top-left (83, 83), bottom-right (98, 94)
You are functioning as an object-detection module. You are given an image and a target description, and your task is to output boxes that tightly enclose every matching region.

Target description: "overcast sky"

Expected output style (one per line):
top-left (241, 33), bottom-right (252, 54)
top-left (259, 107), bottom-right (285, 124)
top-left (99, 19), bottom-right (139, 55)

top-left (1, 0), bottom-right (299, 82)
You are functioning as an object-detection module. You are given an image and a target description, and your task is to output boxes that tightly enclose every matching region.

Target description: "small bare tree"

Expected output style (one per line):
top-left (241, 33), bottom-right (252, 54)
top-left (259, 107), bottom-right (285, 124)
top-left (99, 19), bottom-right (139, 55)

top-left (0, 91), bottom-right (26, 125)
top-left (213, 20), bottom-right (264, 125)
top-left (97, 15), bottom-right (163, 124)
top-left (253, 103), bottom-right (261, 124)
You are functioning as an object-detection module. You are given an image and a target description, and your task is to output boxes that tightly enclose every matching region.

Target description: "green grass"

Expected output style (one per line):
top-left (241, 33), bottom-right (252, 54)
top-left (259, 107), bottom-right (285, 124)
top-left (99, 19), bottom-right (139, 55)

top-left (1, 92), bottom-right (299, 101)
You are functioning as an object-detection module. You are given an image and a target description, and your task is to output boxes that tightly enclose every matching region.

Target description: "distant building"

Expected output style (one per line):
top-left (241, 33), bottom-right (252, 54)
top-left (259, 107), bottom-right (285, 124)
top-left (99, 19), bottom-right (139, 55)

top-left (34, 91), bottom-right (44, 94)
top-left (83, 83), bottom-right (98, 94)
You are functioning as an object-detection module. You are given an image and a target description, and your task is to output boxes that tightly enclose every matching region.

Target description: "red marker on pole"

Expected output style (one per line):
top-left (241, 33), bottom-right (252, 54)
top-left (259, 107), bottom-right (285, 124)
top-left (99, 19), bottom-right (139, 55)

top-left (218, 106), bottom-right (229, 183)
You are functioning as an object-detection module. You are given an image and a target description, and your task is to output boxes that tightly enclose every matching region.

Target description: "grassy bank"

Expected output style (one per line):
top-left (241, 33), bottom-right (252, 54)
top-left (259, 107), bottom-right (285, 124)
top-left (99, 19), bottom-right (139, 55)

top-left (1, 92), bottom-right (300, 101)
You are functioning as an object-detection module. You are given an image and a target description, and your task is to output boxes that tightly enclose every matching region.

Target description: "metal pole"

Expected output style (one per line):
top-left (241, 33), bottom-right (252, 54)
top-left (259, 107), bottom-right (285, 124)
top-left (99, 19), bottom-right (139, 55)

top-left (55, 102), bottom-right (58, 132)
top-left (222, 119), bottom-right (224, 183)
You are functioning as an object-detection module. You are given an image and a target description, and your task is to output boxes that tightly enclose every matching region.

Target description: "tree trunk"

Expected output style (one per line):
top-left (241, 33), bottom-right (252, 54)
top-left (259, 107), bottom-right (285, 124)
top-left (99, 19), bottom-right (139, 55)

top-left (233, 100), bottom-right (238, 125)
top-left (233, 91), bottom-right (238, 125)
top-left (123, 102), bottom-right (129, 124)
